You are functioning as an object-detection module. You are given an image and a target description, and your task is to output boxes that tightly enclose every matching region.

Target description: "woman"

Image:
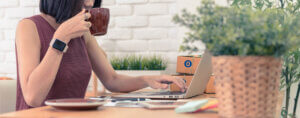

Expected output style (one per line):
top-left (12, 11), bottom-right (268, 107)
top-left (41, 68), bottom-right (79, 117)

top-left (15, 0), bottom-right (186, 111)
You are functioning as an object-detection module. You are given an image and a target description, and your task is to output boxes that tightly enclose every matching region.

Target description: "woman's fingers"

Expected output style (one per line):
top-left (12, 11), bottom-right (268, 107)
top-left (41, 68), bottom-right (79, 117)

top-left (162, 84), bottom-right (168, 89)
top-left (176, 77), bottom-right (188, 89)
top-left (54, 9), bottom-right (92, 42)
top-left (72, 9), bottom-right (85, 21)
top-left (160, 75), bottom-right (186, 92)
top-left (173, 78), bottom-right (186, 92)
top-left (150, 81), bottom-right (167, 89)
top-left (84, 12), bottom-right (91, 20)
top-left (73, 21), bottom-right (90, 31)
top-left (86, 21), bottom-right (92, 28)
top-left (81, 12), bottom-right (91, 21)
top-left (156, 83), bottom-right (168, 89)
top-left (76, 9), bottom-right (86, 16)
top-left (71, 10), bottom-right (91, 22)
top-left (147, 75), bottom-right (186, 91)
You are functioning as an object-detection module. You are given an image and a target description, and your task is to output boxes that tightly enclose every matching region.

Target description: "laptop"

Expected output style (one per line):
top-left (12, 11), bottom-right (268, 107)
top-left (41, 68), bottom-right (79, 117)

top-left (116, 50), bottom-right (212, 99)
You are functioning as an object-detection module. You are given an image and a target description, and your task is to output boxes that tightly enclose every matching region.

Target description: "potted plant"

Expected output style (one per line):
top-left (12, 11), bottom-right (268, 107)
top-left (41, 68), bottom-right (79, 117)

top-left (173, 0), bottom-right (300, 117)
top-left (232, 0), bottom-right (300, 118)
top-left (110, 55), bottom-right (168, 76)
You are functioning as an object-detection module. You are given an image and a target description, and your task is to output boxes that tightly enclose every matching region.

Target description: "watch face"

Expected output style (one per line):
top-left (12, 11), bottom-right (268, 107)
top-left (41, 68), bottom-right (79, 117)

top-left (53, 39), bottom-right (66, 52)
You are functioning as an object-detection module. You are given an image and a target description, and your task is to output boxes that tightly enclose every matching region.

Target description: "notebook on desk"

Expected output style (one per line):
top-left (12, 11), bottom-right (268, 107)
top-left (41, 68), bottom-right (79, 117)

top-left (116, 50), bottom-right (213, 99)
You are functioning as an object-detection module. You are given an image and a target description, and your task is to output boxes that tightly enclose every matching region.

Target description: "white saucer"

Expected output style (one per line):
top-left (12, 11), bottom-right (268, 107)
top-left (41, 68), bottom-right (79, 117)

top-left (45, 98), bottom-right (105, 110)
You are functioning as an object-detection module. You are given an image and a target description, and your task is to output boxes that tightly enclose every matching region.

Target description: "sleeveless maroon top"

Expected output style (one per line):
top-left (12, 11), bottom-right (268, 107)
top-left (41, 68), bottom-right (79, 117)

top-left (15, 15), bottom-right (92, 111)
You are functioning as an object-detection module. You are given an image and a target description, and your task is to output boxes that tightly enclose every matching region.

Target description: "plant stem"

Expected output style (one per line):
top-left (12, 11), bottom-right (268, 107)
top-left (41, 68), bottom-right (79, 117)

top-left (285, 86), bottom-right (291, 118)
top-left (280, 0), bottom-right (284, 8)
top-left (292, 81), bottom-right (300, 118)
top-left (285, 65), bottom-right (290, 118)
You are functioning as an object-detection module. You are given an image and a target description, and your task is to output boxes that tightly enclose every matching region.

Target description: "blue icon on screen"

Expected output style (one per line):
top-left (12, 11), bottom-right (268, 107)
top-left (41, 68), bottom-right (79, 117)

top-left (184, 60), bottom-right (192, 68)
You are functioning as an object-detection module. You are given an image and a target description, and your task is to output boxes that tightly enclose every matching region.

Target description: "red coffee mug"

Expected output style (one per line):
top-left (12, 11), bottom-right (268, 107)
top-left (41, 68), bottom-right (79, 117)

top-left (89, 8), bottom-right (110, 36)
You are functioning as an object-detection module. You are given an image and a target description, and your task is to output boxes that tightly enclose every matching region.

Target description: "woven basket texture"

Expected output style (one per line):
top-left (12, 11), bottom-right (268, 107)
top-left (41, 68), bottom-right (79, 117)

top-left (212, 56), bottom-right (281, 118)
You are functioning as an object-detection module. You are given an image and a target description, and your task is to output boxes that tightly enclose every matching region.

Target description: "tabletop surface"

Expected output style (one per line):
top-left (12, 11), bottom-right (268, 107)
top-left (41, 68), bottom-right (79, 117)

top-left (0, 93), bottom-right (218, 118)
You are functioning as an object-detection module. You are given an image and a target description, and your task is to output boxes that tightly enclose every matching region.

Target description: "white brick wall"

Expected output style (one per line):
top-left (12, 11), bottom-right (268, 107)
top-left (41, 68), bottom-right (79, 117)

top-left (150, 0), bottom-right (176, 3)
top-left (4, 30), bottom-right (16, 40)
top-left (0, 19), bottom-right (19, 29)
top-left (0, 0), bottom-right (19, 8)
top-left (133, 28), bottom-right (168, 39)
top-left (0, 53), bottom-right (5, 62)
top-left (115, 16), bottom-right (148, 27)
top-left (0, 31), bottom-right (3, 40)
top-left (135, 4), bottom-right (169, 15)
top-left (0, 40), bottom-right (14, 52)
top-left (107, 28), bottom-right (132, 40)
top-left (116, 0), bottom-right (147, 4)
top-left (20, 0), bottom-right (39, 7)
top-left (5, 8), bottom-right (35, 18)
top-left (103, 0), bottom-right (116, 6)
top-left (0, 9), bottom-right (4, 18)
top-left (0, 0), bottom-right (213, 78)
top-left (115, 40), bottom-right (149, 52)
top-left (148, 39), bottom-right (179, 51)
top-left (107, 5), bottom-right (132, 16)
top-left (149, 16), bottom-right (175, 27)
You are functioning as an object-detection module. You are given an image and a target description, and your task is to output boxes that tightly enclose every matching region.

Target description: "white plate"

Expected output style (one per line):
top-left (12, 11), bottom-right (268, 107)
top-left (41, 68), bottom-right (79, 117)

top-left (45, 98), bottom-right (105, 110)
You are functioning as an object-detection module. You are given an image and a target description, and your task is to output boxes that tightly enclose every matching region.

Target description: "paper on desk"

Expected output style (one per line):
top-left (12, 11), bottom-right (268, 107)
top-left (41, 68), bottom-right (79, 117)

top-left (104, 101), bottom-right (144, 108)
top-left (104, 102), bottom-right (117, 107)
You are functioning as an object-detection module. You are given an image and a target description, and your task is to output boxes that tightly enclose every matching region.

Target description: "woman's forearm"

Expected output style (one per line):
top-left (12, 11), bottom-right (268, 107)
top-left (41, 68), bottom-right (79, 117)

top-left (22, 47), bottom-right (64, 107)
top-left (105, 74), bottom-right (148, 93)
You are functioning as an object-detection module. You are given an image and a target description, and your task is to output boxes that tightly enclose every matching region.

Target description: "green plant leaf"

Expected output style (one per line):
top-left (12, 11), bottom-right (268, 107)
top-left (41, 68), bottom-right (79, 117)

top-left (173, 0), bottom-right (300, 57)
top-left (110, 55), bottom-right (168, 70)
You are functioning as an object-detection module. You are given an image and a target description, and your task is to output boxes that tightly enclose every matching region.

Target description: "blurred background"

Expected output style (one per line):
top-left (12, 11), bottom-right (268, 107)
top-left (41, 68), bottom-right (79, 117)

top-left (0, 0), bottom-right (228, 113)
top-left (0, 0), bottom-right (298, 117)
top-left (0, 0), bottom-right (228, 79)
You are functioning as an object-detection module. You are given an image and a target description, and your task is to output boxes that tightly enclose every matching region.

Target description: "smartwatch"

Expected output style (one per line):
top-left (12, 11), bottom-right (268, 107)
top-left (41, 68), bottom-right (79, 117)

top-left (50, 39), bottom-right (68, 53)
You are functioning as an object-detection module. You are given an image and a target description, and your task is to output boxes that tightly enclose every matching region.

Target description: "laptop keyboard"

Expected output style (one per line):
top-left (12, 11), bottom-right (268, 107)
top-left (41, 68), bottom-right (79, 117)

top-left (149, 91), bottom-right (185, 96)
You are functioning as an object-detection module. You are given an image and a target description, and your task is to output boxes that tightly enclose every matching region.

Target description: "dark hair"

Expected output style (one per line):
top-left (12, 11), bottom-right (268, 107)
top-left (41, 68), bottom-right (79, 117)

top-left (40, 0), bottom-right (102, 24)
top-left (93, 0), bottom-right (102, 8)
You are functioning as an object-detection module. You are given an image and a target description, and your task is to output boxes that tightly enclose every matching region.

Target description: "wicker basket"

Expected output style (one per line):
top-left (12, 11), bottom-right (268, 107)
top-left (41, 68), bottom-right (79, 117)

top-left (212, 56), bottom-right (281, 118)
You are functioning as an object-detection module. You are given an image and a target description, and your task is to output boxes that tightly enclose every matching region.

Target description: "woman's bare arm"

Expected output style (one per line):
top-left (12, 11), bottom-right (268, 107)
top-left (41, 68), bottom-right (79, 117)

top-left (16, 10), bottom-right (92, 107)
top-left (16, 19), bottom-right (64, 107)
top-left (84, 33), bottom-right (147, 92)
top-left (84, 33), bottom-right (187, 93)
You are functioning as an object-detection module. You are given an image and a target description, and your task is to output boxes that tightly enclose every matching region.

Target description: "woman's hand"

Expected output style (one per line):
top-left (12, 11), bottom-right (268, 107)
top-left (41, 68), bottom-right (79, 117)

top-left (143, 75), bottom-right (187, 92)
top-left (53, 9), bottom-right (91, 43)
